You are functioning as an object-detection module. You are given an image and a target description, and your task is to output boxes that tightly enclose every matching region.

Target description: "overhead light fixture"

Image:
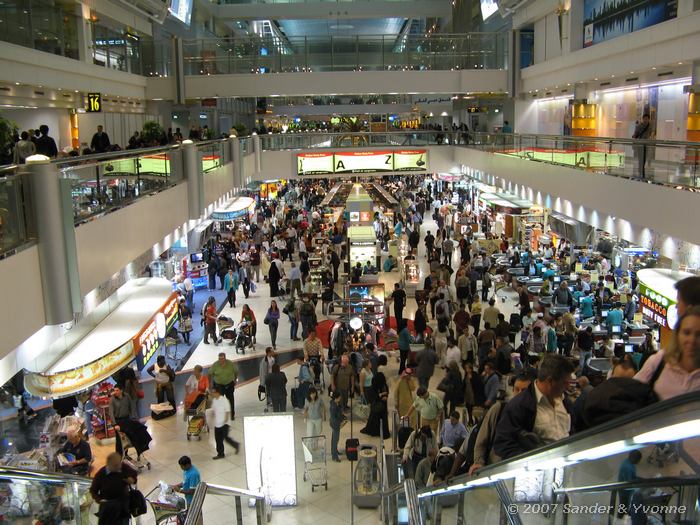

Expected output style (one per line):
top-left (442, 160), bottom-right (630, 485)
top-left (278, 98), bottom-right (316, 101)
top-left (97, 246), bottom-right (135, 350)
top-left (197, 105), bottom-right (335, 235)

top-left (567, 441), bottom-right (632, 461)
top-left (633, 420), bottom-right (700, 444)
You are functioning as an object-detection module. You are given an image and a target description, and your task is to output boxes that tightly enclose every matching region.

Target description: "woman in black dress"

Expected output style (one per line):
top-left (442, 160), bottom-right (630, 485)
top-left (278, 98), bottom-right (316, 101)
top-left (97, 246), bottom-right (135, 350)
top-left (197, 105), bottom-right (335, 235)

top-left (360, 372), bottom-right (390, 439)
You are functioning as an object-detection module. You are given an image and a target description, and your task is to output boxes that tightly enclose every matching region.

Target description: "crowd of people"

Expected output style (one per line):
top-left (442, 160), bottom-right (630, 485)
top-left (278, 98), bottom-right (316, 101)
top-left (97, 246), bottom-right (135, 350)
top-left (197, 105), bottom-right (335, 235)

top-left (5, 123), bottom-right (221, 164)
top-left (23, 169), bottom-right (700, 523)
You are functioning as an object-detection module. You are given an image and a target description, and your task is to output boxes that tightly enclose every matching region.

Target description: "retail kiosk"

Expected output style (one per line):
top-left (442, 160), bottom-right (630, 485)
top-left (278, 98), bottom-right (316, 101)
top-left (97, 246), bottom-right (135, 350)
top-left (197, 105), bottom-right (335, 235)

top-left (637, 268), bottom-right (694, 346)
top-left (24, 278), bottom-right (179, 399)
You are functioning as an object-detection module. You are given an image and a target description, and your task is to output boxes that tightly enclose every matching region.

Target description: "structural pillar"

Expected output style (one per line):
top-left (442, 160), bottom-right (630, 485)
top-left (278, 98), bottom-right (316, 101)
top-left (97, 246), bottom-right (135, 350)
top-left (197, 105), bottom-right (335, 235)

top-left (229, 135), bottom-right (242, 192)
top-left (25, 155), bottom-right (78, 324)
top-left (252, 132), bottom-right (261, 180)
top-left (75, 2), bottom-right (93, 64)
top-left (182, 140), bottom-right (204, 220)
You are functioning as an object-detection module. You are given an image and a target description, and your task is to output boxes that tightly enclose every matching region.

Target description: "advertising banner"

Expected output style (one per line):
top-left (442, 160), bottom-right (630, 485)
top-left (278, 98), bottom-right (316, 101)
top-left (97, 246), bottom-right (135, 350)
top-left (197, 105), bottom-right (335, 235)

top-left (297, 152), bottom-right (334, 176)
top-left (297, 150), bottom-right (428, 175)
top-left (583, 0), bottom-right (677, 48)
top-left (393, 150), bottom-right (428, 171)
top-left (334, 151), bottom-right (393, 173)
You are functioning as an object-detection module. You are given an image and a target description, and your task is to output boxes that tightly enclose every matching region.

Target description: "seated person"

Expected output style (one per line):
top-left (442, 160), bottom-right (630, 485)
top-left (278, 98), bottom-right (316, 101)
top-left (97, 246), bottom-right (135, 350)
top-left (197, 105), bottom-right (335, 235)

top-left (58, 431), bottom-right (92, 475)
top-left (383, 255), bottom-right (397, 272)
top-left (363, 260), bottom-right (376, 275)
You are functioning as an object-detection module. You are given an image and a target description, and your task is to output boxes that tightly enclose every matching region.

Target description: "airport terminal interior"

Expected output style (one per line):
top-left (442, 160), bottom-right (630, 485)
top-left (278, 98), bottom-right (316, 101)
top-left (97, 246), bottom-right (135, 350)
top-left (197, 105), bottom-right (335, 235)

top-left (1, 0), bottom-right (700, 524)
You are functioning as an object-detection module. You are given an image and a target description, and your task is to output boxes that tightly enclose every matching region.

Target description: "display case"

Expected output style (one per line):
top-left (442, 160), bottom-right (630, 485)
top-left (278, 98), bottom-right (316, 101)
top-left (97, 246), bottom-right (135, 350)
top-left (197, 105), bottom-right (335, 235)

top-left (402, 258), bottom-right (420, 297)
top-left (571, 102), bottom-right (597, 137)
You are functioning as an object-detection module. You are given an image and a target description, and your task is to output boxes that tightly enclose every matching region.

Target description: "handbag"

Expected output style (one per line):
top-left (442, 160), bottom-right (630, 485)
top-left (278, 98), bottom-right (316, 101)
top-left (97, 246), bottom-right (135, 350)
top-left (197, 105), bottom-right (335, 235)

top-left (129, 488), bottom-right (148, 517)
top-left (352, 402), bottom-right (370, 420)
top-left (181, 318), bottom-right (193, 332)
top-left (257, 385), bottom-right (267, 401)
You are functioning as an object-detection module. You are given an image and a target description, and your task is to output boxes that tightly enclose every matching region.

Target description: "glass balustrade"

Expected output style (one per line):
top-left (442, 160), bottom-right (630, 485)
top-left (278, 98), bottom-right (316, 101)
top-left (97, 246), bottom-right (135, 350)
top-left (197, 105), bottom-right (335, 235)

top-left (181, 33), bottom-right (507, 75)
top-left (199, 141), bottom-right (226, 173)
top-left (0, 172), bottom-right (32, 258)
top-left (0, 467), bottom-right (94, 524)
top-left (255, 130), bottom-right (700, 190)
top-left (413, 392), bottom-right (700, 525)
top-left (58, 147), bottom-right (181, 225)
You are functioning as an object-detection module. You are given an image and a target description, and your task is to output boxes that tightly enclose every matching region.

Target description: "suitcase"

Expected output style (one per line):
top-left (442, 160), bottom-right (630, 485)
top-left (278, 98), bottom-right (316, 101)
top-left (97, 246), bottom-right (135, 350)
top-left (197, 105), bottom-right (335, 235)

top-left (151, 409), bottom-right (176, 420)
top-left (291, 385), bottom-right (305, 409)
top-left (220, 329), bottom-right (236, 340)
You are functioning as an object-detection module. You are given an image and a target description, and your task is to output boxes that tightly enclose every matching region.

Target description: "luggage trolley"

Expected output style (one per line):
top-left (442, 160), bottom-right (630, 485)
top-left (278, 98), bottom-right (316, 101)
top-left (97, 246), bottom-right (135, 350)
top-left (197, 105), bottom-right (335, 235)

top-left (144, 486), bottom-right (186, 525)
top-left (185, 394), bottom-right (209, 441)
top-left (301, 435), bottom-right (328, 492)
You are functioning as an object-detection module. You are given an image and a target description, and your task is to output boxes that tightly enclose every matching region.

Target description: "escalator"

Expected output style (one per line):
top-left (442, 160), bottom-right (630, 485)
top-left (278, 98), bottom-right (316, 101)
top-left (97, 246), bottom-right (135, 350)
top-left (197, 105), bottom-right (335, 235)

top-left (383, 392), bottom-right (700, 524)
top-left (0, 466), bottom-right (269, 524)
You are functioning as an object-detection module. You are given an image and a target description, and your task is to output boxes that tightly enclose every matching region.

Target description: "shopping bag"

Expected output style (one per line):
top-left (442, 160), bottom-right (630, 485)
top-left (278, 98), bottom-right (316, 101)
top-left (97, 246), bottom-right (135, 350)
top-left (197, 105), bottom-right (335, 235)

top-left (352, 402), bottom-right (370, 421)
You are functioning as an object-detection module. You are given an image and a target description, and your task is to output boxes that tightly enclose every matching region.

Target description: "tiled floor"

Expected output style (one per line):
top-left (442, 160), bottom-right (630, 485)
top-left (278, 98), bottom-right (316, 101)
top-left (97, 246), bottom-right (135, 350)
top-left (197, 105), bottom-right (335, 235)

top-left (87, 213), bottom-right (519, 525)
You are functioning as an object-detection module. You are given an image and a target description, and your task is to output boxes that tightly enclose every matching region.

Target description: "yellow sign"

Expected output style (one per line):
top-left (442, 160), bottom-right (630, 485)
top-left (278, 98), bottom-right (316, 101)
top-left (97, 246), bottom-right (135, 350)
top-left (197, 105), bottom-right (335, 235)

top-left (575, 263), bottom-right (583, 273)
top-left (87, 92), bottom-right (102, 113)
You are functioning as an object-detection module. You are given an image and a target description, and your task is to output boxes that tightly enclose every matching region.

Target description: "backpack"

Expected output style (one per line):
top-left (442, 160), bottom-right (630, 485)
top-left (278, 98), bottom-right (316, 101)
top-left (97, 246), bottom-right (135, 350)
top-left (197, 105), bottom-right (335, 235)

top-left (300, 301), bottom-right (315, 317)
top-left (582, 362), bottom-right (664, 429)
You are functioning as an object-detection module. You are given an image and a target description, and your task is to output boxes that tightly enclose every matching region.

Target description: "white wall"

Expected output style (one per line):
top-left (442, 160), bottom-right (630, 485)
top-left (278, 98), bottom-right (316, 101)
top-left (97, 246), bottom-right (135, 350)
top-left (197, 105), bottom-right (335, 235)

top-left (0, 246), bottom-right (46, 362)
top-left (77, 112), bottom-right (164, 150)
top-left (203, 163), bottom-right (235, 206)
top-left (0, 42), bottom-right (147, 100)
top-left (75, 183), bottom-right (189, 296)
top-left (519, 10), bottom-right (700, 95)
top-left (3, 108), bottom-right (72, 151)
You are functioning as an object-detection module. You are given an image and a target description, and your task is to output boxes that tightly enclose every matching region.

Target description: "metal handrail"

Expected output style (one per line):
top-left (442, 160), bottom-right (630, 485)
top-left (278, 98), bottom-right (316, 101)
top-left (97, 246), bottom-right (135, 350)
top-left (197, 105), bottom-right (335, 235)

top-left (0, 466), bottom-right (93, 486)
top-left (183, 481), bottom-right (269, 525)
top-left (251, 130), bottom-right (700, 150)
top-left (554, 476), bottom-right (700, 494)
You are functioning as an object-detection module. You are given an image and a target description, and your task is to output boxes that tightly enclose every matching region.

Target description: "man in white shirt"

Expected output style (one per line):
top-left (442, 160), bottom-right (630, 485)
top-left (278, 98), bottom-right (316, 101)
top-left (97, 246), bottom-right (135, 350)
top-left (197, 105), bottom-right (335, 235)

top-left (444, 338), bottom-right (461, 368)
top-left (493, 354), bottom-right (574, 459)
top-left (211, 386), bottom-right (240, 459)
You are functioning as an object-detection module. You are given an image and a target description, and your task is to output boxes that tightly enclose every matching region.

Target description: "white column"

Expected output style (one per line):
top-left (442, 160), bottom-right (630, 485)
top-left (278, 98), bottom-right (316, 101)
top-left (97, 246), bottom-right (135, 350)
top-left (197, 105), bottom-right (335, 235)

top-left (252, 132), bottom-right (261, 177)
top-left (182, 140), bottom-right (204, 220)
top-left (75, 2), bottom-right (92, 64)
top-left (229, 135), bottom-right (242, 192)
top-left (25, 155), bottom-right (76, 324)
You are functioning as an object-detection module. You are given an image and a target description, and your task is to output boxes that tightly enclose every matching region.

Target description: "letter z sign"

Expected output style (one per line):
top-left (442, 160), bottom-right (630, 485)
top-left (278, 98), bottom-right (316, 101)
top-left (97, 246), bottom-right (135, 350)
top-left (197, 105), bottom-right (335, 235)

top-left (87, 92), bottom-right (101, 113)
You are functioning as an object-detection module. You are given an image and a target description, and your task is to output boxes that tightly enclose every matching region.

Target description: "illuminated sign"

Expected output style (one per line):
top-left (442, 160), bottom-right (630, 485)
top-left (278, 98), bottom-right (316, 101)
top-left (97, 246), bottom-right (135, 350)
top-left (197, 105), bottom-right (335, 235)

top-left (349, 211), bottom-right (360, 222)
top-left (296, 149), bottom-right (428, 175)
top-left (639, 283), bottom-right (677, 329)
top-left (136, 293), bottom-right (180, 364)
top-left (393, 150), bottom-right (427, 172)
top-left (297, 152), bottom-right (334, 175)
top-left (244, 415), bottom-right (298, 506)
top-left (86, 93), bottom-right (101, 113)
top-left (334, 151), bottom-right (393, 173)
top-left (359, 211), bottom-right (372, 222)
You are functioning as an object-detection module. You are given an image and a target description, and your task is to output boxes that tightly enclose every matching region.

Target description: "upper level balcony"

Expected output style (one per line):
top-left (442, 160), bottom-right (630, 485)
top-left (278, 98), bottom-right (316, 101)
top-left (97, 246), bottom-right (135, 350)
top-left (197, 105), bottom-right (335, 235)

top-left (181, 33), bottom-right (507, 75)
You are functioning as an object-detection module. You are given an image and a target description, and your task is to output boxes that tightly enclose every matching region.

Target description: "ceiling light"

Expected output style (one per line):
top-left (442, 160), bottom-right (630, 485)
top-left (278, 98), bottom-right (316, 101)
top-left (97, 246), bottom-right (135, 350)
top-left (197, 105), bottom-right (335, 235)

top-left (652, 67), bottom-right (657, 70)
top-left (633, 420), bottom-right (700, 444)
top-left (567, 441), bottom-right (632, 461)
top-left (678, 62), bottom-right (683, 65)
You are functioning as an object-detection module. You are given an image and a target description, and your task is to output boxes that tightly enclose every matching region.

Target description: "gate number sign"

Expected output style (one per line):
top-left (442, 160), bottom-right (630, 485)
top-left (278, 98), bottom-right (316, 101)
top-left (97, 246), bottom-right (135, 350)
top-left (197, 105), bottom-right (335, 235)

top-left (87, 92), bottom-right (101, 112)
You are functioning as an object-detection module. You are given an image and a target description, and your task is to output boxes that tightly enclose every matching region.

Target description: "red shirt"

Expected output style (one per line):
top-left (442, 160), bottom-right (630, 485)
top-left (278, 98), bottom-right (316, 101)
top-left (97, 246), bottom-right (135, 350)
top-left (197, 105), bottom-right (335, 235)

top-left (205, 304), bottom-right (217, 326)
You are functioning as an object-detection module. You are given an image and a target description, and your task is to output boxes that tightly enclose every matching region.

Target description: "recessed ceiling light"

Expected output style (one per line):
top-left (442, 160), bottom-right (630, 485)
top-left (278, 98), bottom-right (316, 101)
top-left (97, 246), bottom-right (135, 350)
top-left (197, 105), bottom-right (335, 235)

top-left (611, 75), bottom-right (615, 78)
top-left (14, 82), bottom-right (19, 85)
top-left (630, 71), bottom-right (634, 74)
top-left (594, 78), bottom-right (598, 81)
top-left (652, 67), bottom-right (657, 70)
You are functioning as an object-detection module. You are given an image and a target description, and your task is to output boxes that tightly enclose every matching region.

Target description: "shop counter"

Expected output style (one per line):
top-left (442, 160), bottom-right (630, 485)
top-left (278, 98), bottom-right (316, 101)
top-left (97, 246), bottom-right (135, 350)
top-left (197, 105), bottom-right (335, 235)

top-left (507, 267), bottom-right (526, 277)
top-left (25, 278), bottom-right (178, 398)
top-left (549, 306), bottom-right (570, 316)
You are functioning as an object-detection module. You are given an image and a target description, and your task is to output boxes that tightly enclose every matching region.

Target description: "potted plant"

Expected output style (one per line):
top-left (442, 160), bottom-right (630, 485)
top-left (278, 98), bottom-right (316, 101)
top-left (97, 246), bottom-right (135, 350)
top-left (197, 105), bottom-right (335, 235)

top-left (0, 114), bottom-right (17, 164)
top-left (141, 121), bottom-right (165, 146)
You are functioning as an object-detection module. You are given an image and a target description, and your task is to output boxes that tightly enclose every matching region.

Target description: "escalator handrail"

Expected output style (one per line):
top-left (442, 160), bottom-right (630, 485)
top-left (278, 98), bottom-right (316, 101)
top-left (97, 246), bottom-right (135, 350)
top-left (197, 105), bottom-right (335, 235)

top-left (0, 466), bottom-right (93, 486)
top-left (413, 390), bottom-right (700, 496)
top-left (554, 475), bottom-right (700, 495)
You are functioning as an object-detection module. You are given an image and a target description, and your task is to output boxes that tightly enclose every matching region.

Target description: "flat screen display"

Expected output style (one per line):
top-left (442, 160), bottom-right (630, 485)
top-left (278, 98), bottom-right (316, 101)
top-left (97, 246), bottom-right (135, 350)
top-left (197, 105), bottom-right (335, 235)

top-left (169, 0), bottom-right (193, 26)
top-left (625, 344), bottom-right (635, 353)
top-left (190, 252), bottom-right (204, 263)
top-left (481, 0), bottom-right (499, 20)
top-left (611, 325), bottom-right (621, 333)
